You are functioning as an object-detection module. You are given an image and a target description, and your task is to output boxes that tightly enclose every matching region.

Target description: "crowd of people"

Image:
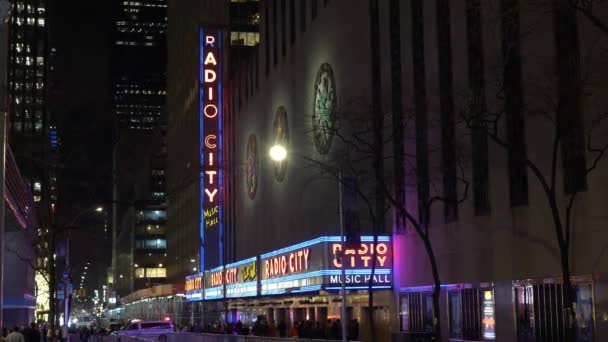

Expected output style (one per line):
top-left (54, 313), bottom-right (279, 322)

top-left (174, 318), bottom-right (360, 340)
top-left (1, 323), bottom-right (45, 342)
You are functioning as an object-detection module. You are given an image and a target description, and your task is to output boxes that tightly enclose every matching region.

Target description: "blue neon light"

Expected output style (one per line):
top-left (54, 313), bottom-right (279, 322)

top-left (260, 236), bottom-right (390, 259)
top-left (291, 285), bottom-right (323, 293)
top-left (218, 31), bottom-right (223, 266)
top-left (199, 26), bottom-right (206, 273)
top-left (261, 269), bottom-right (391, 285)
top-left (225, 256), bottom-right (257, 269)
top-left (325, 286), bottom-right (392, 290)
top-left (209, 265), bottom-right (224, 273)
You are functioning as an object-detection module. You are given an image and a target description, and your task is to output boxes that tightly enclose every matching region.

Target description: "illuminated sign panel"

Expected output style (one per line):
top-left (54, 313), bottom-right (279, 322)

top-left (185, 236), bottom-right (392, 301)
top-left (225, 257), bottom-right (258, 298)
top-left (482, 289), bottom-right (496, 340)
top-left (325, 240), bottom-right (393, 287)
top-left (204, 267), bottom-right (225, 300)
top-left (185, 273), bottom-right (204, 301)
top-left (260, 236), bottom-right (392, 295)
top-left (199, 27), bottom-right (224, 271)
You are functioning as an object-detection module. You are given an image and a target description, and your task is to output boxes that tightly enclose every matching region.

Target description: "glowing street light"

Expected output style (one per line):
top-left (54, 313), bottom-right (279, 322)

top-left (269, 144), bottom-right (287, 162)
top-left (95, 207), bottom-right (104, 212)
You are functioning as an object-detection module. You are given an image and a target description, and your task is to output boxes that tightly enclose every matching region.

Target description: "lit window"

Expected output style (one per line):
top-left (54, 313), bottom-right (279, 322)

top-left (135, 268), bottom-right (145, 278)
top-left (33, 182), bottom-right (41, 192)
top-left (38, 18), bottom-right (45, 26)
top-left (34, 195), bottom-right (41, 202)
top-left (145, 268), bottom-right (166, 278)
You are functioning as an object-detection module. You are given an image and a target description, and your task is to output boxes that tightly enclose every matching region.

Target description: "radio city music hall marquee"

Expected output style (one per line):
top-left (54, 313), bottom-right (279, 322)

top-left (185, 236), bottom-right (393, 301)
top-left (199, 27), bottom-right (224, 270)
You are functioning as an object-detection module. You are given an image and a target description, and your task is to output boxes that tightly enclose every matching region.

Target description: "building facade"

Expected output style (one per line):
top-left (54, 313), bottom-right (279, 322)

top-left (112, 0), bottom-right (167, 131)
top-left (160, 0), bottom-right (608, 341)
top-left (112, 129), bottom-right (169, 299)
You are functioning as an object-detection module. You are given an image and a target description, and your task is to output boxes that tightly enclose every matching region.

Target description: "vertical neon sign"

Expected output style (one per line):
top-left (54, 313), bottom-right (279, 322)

top-left (200, 27), bottom-right (223, 270)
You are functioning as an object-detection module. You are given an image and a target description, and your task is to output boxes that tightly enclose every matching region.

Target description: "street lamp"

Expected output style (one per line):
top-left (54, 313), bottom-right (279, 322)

top-left (268, 144), bottom-right (348, 342)
top-left (95, 207), bottom-right (104, 212)
top-left (269, 144), bottom-right (288, 162)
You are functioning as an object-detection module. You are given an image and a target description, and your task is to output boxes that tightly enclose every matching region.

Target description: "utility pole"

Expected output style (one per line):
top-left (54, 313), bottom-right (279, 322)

top-left (0, 0), bottom-right (12, 333)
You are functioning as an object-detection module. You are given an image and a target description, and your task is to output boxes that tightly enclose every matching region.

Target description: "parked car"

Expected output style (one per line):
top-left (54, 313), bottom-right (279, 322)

top-left (111, 320), bottom-right (174, 340)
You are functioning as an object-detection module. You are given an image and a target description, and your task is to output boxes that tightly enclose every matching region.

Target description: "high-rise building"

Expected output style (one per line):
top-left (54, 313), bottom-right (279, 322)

top-left (6, 0), bottom-right (47, 135)
top-left (111, 0), bottom-right (167, 131)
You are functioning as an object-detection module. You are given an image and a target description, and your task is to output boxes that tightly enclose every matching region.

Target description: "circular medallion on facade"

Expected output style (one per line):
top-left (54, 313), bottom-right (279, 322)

top-left (273, 106), bottom-right (289, 182)
top-left (246, 134), bottom-right (258, 199)
top-left (312, 63), bottom-right (337, 155)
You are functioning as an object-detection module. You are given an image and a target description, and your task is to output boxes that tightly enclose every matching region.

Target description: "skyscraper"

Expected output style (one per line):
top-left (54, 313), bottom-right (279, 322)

top-left (111, 0), bottom-right (167, 131)
top-left (7, 0), bottom-right (47, 136)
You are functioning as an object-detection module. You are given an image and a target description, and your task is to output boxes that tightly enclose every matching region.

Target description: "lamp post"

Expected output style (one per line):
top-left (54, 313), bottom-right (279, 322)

top-left (62, 206), bottom-right (105, 341)
top-left (0, 0), bottom-right (11, 334)
top-left (269, 144), bottom-right (348, 342)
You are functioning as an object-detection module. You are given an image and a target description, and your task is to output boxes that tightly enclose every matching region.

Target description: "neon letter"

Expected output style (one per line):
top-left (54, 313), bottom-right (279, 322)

top-left (205, 171), bottom-right (217, 184)
top-left (378, 256), bottom-right (387, 267)
top-left (303, 249), bottom-right (309, 270)
top-left (208, 87), bottom-right (214, 101)
top-left (205, 188), bottom-right (218, 202)
top-left (204, 52), bottom-right (217, 66)
top-left (204, 69), bottom-right (216, 83)
top-left (204, 135), bottom-right (217, 148)
top-left (204, 104), bottom-right (218, 118)
top-left (361, 256), bottom-right (371, 267)
top-left (289, 253), bottom-right (295, 273)
top-left (206, 35), bottom-right (215, 46)
top-left (208, 152), bottom-right (214, 166)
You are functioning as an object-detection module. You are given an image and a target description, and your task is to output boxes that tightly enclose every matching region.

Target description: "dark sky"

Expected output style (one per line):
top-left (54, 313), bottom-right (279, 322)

top-left (50, 1), bottom-right (114, 274)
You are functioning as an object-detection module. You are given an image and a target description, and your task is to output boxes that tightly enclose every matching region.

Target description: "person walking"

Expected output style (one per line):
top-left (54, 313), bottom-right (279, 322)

top-left (6, 327), bottom-right (25, 342)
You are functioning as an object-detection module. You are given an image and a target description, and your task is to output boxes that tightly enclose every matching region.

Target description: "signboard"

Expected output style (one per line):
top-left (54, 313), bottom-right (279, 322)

top-left (185, 235), bottom-right (393, 300)
top-left (225, 257), bottom-right (258, 298)
top-left (260, 236), bottom-right (392, 295)
top-left (185, 272), bottom-right (204, 301)
top-left (482, 289), bottom-right (496, 340)
top-left (199, 26), bottom-right (224, 271)
top-left (204, 267), bottom-right (224, 300)
top-left (325, 239), bottom-right (393, 288)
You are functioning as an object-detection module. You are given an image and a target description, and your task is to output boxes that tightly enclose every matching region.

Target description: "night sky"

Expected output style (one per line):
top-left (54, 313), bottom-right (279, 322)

top-left (50, 1), bottom-right (114, 272)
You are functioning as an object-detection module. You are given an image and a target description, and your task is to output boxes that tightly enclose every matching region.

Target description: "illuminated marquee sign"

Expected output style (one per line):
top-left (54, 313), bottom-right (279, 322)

top-left (204, 267), bottom-right (225, 300)
top-left (260, 236), bottom-right (392, 295)
top-left (265, 248), bottom-right (310, 278)
top-left (199, 27), bottom-right (224, 270)
top-left (185, 236), bottom-right (393, 301)
top-left (185, 273), bottom-right (204, 301)
top-left (225, 257), bottom-right (258, 298)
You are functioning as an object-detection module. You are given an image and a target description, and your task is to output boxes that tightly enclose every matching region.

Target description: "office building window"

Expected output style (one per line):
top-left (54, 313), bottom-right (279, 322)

top-left (501, 0), bottom-right (528, 206)
top-left (553, 0), bottom-right (587, 193)
top-left (300, 0), bottom-right (306, 33)
top-left (264, 0), bottom-right (270, 75)
top-left (281, 0), bottom-right (286, 56)
top-left (411, 0), bottom-right (430, 226)
top-left (290, 0), bottom-right (295, 44)
top-left (466, 0), bottom-right (490, 215)
top-left (436, 0), bottom-right (458, 222)
top-left (272, 0), bottom-right (278, 66)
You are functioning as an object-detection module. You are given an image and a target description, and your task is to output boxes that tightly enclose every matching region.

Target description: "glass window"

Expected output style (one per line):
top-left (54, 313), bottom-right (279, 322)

top-left (135, 268), bottom-right (145, 278)
top-left (146, 268), bottom-right (166, 278)
top-left (400, 296), bottom-right (409, 331)
top-left (449, 291), bottom-right (462, 338)
top-left (574, 284), bottom-right (594, 341)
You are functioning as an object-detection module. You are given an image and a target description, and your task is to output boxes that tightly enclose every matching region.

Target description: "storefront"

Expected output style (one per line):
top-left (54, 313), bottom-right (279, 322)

top-left (185, 235), bottom-right (395, 339)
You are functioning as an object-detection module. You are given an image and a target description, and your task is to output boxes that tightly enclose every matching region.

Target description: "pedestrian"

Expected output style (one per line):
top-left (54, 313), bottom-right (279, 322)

top-left (277, 320), bottom-right (286, 337)
top-left (6, 326), bottom-right (25, 342)
top-left (27, 323), bottom-right (40, 342)
top-left (289, 322), bottom-right (298, 337)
